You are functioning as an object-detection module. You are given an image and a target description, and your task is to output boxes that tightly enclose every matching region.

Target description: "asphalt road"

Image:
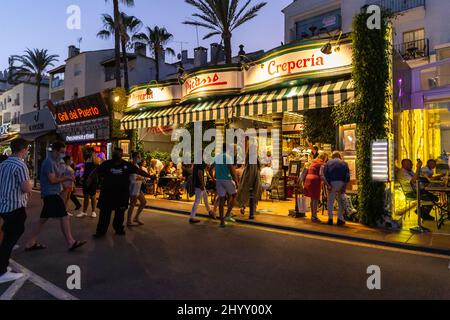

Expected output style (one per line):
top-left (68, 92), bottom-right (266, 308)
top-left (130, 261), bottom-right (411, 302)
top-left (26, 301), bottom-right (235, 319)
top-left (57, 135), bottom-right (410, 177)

top-left (1, 191), bottom-right (450, 300)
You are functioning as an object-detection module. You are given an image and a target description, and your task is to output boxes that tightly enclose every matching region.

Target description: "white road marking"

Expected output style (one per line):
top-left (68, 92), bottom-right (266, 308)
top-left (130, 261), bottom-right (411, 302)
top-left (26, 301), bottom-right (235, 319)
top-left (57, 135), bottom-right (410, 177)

top-left (0, 274), bottom-right (29, 300)
top-left (4, 260), bottom-right (79, 300)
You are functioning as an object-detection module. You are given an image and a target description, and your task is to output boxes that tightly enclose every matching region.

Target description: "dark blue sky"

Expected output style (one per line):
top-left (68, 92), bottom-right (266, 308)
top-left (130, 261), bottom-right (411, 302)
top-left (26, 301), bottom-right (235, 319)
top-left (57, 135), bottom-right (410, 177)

top-left (0, 0), bottom-right (291, 71)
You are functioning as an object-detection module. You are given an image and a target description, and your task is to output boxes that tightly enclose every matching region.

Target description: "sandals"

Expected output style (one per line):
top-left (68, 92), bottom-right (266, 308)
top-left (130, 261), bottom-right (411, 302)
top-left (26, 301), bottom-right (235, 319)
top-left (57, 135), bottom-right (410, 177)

top-left (208, 211), bottom-right (217, 220)
top-left (133, 220), bottom-right (145, 226)
top-left (25, 243), bottom-right (47, 252)
top-left (69, 240), bottom-right (87, 252)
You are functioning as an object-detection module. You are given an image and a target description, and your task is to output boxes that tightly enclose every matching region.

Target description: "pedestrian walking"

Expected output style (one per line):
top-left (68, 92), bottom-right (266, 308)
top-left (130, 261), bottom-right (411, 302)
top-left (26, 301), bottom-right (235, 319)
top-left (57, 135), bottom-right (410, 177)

top-left (0, 139), bottom-right (32, 283)
top-left (323, 151), bottom-right (350, 226)
top-left (77, 149), bottom-right (99, 218)
top-left (211, 144), bottom-right (239, 228)
top-left (127, 152), bottom-right (147, 227)
top-left (26, 141), bottom-right (86, 252)
top-left (91, 148), bottom-right (151, 238)
top-left (61, 156), bottom-right (81, 215)
top-left (189, 162), bottom-right (215, 224)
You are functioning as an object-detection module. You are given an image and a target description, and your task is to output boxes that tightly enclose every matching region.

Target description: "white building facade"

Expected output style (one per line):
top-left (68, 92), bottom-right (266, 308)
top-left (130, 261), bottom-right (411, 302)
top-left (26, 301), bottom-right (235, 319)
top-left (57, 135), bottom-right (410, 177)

top-left (283, 0), bottom-right (450, 163)
top-left (0, 82), bottom-right (49, 135)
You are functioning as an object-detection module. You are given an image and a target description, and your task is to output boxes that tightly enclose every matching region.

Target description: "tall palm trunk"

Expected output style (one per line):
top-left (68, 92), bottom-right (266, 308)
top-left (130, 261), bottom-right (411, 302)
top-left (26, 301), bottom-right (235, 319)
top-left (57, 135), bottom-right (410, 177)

top-left (121, 40), bottom-right (130, 90)
top-left (155, 47), bottom-right (160, 82)
top-left (36, 81), bottom-right (41, 110)
top-left (113, 0), bottom-right (122, 87)
top-left (223, 31), bottom-right (232, 64)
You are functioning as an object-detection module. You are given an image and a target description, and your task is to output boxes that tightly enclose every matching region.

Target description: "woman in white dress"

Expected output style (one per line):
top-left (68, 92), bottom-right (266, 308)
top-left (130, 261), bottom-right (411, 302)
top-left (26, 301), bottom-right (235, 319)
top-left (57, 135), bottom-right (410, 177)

top-left (127, 152), bottom-right (147, 227)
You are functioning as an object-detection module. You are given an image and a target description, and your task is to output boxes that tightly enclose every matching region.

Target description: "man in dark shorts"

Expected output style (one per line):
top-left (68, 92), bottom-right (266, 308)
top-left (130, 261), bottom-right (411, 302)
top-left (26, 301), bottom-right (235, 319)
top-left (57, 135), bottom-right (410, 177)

top-left (91, 148), bottom-right (151, 238)
top-left (26, 141), bottom-right (86, 252)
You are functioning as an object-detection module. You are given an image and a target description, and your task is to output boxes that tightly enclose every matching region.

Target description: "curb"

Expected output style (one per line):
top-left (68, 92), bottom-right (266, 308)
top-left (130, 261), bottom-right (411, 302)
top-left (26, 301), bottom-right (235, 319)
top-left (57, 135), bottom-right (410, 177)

top-left (34, 189), bottom-right (450, 257)
top-left (145, 204), bottom-right (450, 257)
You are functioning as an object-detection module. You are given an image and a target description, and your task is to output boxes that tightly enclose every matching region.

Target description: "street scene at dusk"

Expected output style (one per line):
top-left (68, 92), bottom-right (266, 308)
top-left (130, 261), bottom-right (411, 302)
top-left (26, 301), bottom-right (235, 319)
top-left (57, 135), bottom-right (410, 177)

top-left (0, 0), bottom-right (450, 306)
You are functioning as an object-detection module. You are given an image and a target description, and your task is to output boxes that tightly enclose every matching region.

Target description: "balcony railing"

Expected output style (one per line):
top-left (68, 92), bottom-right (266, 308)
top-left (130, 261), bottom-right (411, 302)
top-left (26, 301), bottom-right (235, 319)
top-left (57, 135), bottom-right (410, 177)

top-left (395, 38), bottom-right (429, 61)
top-left (368, 0), bottom-right (425, 13)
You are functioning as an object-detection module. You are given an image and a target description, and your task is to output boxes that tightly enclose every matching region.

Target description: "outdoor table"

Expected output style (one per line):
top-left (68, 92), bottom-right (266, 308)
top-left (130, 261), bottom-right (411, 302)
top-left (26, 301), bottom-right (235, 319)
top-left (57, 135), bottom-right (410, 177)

top-left (424, 184), bottom-right (450, 229)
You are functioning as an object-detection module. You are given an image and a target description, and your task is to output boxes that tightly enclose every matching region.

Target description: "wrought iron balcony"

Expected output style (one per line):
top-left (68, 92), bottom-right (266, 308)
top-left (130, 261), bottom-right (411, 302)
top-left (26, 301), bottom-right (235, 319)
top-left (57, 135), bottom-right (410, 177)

top-left (395, 38), bottom-right (429, 61)
top-left (368, 0), bottom-right (425, 13)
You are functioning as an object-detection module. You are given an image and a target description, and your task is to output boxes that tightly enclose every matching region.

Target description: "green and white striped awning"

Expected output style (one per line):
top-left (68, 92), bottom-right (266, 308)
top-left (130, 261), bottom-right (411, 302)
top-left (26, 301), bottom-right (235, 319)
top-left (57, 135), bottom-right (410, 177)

top-left (235, 78), bottom-right (354, 117)
top-left (121, 78), bottom-right (354, 130)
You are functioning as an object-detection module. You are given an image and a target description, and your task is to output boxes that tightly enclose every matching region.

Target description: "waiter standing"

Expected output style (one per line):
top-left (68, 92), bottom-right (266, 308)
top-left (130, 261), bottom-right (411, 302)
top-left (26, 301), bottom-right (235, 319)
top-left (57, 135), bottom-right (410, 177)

top-left (91, 148), bottom-right (151, 238)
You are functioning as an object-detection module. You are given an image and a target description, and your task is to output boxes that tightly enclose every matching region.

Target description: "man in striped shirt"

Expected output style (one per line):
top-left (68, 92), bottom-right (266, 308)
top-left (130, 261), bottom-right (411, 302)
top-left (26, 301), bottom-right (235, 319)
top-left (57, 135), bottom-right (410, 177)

top-left (0, 138), bottom-right (32, 284)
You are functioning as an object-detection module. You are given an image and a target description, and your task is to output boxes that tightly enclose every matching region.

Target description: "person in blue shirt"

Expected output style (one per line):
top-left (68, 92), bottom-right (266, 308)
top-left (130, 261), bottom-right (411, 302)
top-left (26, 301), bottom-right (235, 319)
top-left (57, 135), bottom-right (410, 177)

top-left (26, 141), bottom-right (86, 252)
top-left (211, 144), bottom-right (239, 228)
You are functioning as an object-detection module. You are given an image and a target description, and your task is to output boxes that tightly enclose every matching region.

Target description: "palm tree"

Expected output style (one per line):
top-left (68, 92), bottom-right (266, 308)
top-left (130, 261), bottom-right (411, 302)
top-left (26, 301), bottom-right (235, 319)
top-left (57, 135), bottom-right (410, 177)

top-left (104, 0), bottom-right (135, 88)
top-left (98, 13), bottom-right (143, 90)
top-left (133, 26), bottom-right (176, 82)
top-left (183, 0), bottom-right (267, 64)
top-left (11, 49), bottom-right (59, 110)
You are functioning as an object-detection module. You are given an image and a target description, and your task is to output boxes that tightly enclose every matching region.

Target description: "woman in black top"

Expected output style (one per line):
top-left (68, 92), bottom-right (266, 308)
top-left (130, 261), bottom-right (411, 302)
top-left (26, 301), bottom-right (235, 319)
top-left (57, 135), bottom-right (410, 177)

top-left (189, 162), bottom-right (214, 224)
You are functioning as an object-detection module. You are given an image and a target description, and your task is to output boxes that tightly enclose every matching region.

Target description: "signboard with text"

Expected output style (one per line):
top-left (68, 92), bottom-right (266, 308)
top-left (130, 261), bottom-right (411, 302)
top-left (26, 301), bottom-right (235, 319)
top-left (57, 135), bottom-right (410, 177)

top-left (182, 68), bottom-right (242, 101)
top-left (55, 93), bottom-right (109, 125)
top-left (20, 109), bottom-right (56, 134)
top-left (243, 42), bottom-right (352, 91)
top-left (127, 83), bottom-right (181, 110)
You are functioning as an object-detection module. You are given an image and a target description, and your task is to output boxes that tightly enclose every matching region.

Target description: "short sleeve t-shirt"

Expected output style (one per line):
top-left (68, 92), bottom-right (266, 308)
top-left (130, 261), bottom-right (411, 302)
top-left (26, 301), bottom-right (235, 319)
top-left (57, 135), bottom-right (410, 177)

top-left (397, 168), bottom-right (415, 194)
top-left (40, 157), bottom-right (63, 197)
top-left (0, 157), bottom-right (30, 213)
top-left (214, 153), bottom-right (233, 181)
top-left (97, 160), bottom-right (140, 209)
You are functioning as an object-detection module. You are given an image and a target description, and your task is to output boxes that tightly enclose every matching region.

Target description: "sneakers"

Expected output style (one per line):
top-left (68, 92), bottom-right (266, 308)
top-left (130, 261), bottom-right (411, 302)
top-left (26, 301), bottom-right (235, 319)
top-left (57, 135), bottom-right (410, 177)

top-left (327, 219), bottom-right (334, 226)
top-left (224, 217), bottom-right (236, 223)
top-left (337, 219), bottom-right (346, 226)
top-left (76, 212), bottom-right (88, 218)
top-left (67, 212), bottom-right (74, 217)
top-left (0, 271), bottom-right (24, 284)
top-left (90, 212), bottom-right (97, 218)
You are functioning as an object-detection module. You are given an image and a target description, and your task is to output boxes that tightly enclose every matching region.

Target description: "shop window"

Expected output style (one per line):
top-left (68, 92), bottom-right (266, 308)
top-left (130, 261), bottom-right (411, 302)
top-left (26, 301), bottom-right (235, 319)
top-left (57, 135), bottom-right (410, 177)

top-left (295, 9), bottom-right (341, 41)
top-left (14, 93), bottom-right (20, 106)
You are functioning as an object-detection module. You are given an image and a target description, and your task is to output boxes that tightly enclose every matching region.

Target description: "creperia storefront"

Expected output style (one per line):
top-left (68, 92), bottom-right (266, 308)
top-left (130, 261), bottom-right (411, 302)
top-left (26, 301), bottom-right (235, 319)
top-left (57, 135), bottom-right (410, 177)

top-left (121, 37), bottom-right (356, 203)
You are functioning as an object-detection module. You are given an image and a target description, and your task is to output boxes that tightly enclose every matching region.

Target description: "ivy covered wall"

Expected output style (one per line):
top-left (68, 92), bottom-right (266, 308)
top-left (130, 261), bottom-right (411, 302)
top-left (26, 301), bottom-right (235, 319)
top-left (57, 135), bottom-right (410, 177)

top-left (350, 11), bottom-right (392, 226)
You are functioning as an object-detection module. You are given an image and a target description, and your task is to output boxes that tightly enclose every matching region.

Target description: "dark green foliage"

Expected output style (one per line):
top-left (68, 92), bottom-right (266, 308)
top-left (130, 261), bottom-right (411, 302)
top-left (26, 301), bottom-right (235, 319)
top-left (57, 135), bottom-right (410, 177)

top-left (350, 11), bottom-right (392, 226)
top-left (302, 108), bottom-right (337, 148)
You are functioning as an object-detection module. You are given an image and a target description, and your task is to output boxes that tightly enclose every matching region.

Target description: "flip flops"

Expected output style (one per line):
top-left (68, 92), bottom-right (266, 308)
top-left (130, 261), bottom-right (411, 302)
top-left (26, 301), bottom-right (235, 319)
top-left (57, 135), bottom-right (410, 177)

top-left (25, 243), bottom-right (47, 252)
top-left (69, 240), bottom-right (87, 252)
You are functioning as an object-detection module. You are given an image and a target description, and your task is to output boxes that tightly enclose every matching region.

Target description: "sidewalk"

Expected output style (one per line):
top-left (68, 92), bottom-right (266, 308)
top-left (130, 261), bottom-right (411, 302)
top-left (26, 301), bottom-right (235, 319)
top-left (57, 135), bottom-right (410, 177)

top-left (141, 195), bottom-right (450, 255)
top-left (59, 187), bottom-right (450, 255)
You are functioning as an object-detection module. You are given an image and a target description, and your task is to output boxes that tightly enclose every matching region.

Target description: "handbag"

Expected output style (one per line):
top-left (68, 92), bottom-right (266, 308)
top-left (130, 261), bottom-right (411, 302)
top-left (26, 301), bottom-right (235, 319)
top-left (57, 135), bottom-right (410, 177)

top-left (297, 195), bottom-right (307, 214)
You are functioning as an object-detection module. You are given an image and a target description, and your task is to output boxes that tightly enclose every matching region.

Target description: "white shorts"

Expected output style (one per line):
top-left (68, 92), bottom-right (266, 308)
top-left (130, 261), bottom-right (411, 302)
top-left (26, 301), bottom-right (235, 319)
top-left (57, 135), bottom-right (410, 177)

top-left (130, 182), bottom-right (143, 197)
top-left (216, 180), bottom-right (237, 198)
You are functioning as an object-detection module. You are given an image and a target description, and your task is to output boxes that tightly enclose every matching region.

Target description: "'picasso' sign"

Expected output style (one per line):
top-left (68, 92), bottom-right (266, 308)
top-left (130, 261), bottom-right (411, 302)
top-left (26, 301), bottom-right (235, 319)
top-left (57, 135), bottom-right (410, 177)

top-left (182, 68), bottom-right (242, 100)
top-left (244, 42), bottom-right (352, 90)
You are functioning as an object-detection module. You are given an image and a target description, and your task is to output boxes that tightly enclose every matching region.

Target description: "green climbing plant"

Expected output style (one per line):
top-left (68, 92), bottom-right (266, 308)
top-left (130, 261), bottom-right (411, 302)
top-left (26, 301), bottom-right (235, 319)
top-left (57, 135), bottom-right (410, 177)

top-left (302, 108), bottom-right (337, 149)
top-left (350, 10), bottom-right (393, 226)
